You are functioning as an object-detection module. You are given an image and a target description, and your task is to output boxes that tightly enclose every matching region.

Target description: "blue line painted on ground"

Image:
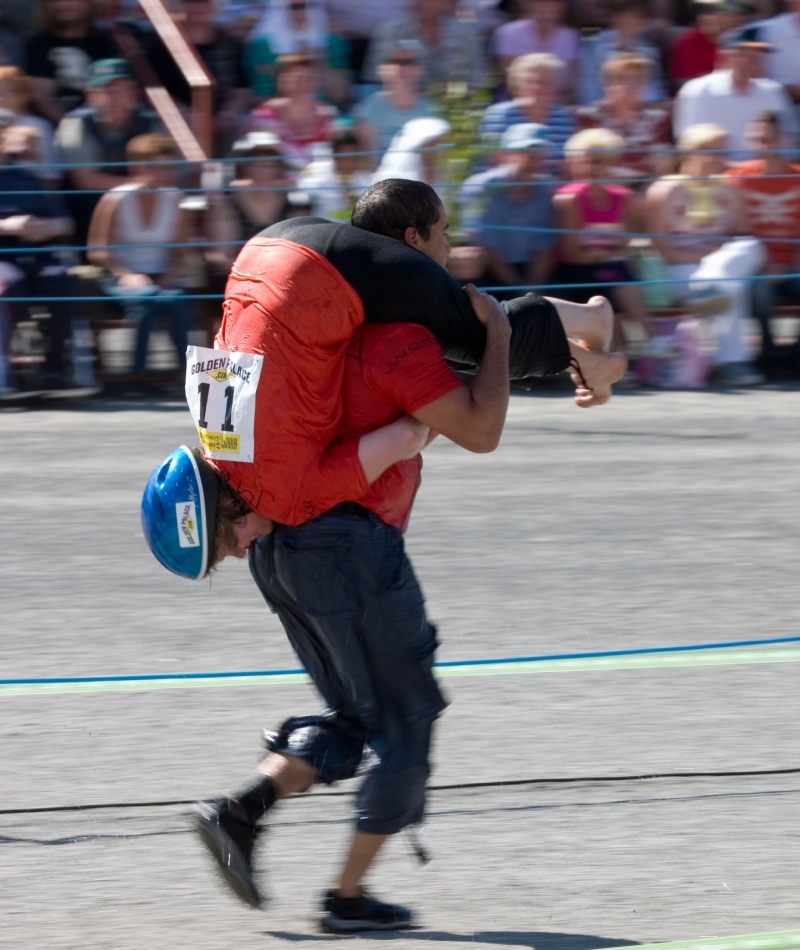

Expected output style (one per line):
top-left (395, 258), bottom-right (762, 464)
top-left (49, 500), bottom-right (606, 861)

top-left (2, 634), bottom-right (799, 688)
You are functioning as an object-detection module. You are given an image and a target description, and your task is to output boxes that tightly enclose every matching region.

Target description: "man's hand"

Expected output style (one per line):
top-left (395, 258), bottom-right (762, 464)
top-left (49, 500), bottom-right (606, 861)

top-left (464, 284), bottom-right (511, 334)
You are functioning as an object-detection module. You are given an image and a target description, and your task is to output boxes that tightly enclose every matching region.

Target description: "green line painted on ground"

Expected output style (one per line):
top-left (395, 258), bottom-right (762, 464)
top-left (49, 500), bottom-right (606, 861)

top-left (3, 647), bottom-right (800, 698)
top-left (606, 929), bottom-right (800, 950)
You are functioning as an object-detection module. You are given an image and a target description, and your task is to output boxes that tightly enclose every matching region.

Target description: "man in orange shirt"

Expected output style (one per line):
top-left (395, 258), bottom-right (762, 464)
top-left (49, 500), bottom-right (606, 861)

top-left (143, 283), bottom-right (515, 932)
top-left (726, 110), bottom-right (800, 355)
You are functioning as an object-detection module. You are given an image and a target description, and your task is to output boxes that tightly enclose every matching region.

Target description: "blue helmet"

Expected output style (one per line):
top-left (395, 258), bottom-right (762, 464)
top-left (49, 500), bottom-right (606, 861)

top-left (141, 446), bottom-right (219, 580)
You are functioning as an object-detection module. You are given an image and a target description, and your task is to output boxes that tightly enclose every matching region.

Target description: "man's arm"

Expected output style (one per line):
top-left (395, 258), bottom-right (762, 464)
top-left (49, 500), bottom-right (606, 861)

top-left (413, 285), bottom-right (511, 454)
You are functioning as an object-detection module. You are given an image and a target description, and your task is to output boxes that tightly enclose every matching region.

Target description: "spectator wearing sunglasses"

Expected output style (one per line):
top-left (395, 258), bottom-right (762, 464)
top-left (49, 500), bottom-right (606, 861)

top-left (352, 40), bottom-right (435, 167)
top-left (363, 0), bottom-right (487, 93)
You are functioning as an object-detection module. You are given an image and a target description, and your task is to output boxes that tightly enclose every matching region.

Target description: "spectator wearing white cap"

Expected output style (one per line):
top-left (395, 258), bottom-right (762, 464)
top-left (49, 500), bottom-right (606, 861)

top-left (370, 116), bottom-right (451, 201)
top-left (674, 26), bottom-right (799, 160)
top-left (456, 122), bottom-right (558, 295)
top-left (352, 40), bottom-right (435, 167)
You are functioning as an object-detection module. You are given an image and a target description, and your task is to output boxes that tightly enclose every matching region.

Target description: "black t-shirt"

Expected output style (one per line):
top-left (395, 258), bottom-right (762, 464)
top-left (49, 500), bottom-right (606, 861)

top-left (263, 218), bottom-right (570, 379)
top-left (25, 30), bottom-right (119, 114)
top-left (149, 29), bottom-right (246, 108)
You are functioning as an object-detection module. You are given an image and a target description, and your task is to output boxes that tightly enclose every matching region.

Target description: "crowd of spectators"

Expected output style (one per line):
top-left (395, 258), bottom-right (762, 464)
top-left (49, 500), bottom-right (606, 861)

top-left (1, 0), bottom-right (800, 394)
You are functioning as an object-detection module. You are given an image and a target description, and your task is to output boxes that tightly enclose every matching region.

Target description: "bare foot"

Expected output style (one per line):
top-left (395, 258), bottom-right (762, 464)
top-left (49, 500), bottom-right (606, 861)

top-left (568, 341), bottom-right (627, 408)
top-left (546, 295), bottom-right (614, 353)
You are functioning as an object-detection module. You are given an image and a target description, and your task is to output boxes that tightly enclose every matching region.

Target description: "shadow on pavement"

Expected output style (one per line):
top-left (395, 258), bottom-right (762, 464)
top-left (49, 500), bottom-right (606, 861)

top-left (266, 930), bottom-right (638, 948)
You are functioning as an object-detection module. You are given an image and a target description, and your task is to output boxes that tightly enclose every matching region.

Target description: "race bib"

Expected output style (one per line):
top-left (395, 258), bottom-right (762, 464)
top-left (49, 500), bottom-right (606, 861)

top-left (185, 345), bottom-right (264, 462)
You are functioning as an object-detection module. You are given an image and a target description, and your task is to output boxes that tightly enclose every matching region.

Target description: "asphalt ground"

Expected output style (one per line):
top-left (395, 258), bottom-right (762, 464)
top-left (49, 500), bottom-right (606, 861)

top-left (2, 382), bottom-right (800, 948)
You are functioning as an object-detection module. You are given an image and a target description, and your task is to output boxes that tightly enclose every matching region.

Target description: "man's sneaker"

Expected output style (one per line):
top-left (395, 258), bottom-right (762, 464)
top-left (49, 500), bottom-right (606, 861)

top-left (191, 800), bottom-right (262, 909)
top-left (319, 889), bottom-right (414, 934)
top-left (710, 362), bottom-right (765, 387)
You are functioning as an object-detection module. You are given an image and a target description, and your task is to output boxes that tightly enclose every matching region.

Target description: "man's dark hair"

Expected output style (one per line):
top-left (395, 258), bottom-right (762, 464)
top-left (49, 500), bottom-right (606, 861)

top-left (351, 179), bottom-right (443, 241)
top-left (210, 473), bottom-right (253, 571)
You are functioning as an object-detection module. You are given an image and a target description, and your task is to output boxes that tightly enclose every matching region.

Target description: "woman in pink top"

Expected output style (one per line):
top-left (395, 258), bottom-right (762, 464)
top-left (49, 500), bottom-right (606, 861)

top-left (491, 0), bottom-right (580, 101)
top-left (551, 128), bottom-right (647, 349)
top-left (249, 53), bottom-right (336, 169)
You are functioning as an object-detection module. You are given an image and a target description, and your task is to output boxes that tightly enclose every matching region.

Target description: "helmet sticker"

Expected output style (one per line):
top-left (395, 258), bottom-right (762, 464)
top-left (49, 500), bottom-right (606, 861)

top-left (185, 345), bottom-right (264, 463)
top-left (176, 500), bottom-right (200, 548)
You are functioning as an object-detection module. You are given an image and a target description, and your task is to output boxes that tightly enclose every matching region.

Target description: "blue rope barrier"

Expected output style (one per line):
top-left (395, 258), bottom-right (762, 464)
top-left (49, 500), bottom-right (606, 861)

top-left (6, 270), bottom-right (800, 303)
top-left (7, 169), bottom-right (800, 197)
top-left (2, 634), bottom-right (799, 687)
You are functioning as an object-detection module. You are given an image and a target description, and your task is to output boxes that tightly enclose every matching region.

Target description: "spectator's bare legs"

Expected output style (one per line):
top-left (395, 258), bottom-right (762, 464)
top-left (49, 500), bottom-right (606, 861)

top-left (255, 753), bottom-right (389, 898)
top-left (543, 294), bottom-right (613, 352)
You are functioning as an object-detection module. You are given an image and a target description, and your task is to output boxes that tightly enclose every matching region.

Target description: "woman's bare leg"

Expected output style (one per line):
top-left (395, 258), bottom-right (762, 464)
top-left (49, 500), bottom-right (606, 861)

top-left (543, 295), bottom-right (613, 352)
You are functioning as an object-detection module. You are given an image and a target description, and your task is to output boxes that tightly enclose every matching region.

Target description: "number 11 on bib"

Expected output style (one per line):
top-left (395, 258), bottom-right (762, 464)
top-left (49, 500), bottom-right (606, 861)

top-left (185, 345), bottom-right (264, 463)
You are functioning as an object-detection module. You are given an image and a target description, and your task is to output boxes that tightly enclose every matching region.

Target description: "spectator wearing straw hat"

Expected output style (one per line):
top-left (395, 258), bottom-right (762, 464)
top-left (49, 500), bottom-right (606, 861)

top-left (674, 25), bottom-right (799, 160)
top-left (455, 123), bottom-right (557, 296)
top-left (55, 57), bottom-right (161, 249)
top-left (351, 39), bottom-right (435, 167)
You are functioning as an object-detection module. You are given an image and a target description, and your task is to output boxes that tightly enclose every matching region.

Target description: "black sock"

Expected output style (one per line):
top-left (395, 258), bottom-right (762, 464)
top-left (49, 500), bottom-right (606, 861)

top-left (229, 775), bottom-right (276, 826)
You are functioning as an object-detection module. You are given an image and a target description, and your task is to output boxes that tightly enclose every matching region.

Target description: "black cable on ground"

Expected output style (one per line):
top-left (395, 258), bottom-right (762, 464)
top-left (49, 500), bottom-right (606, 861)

top-left (2, 766), bottom-right (799, 817)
